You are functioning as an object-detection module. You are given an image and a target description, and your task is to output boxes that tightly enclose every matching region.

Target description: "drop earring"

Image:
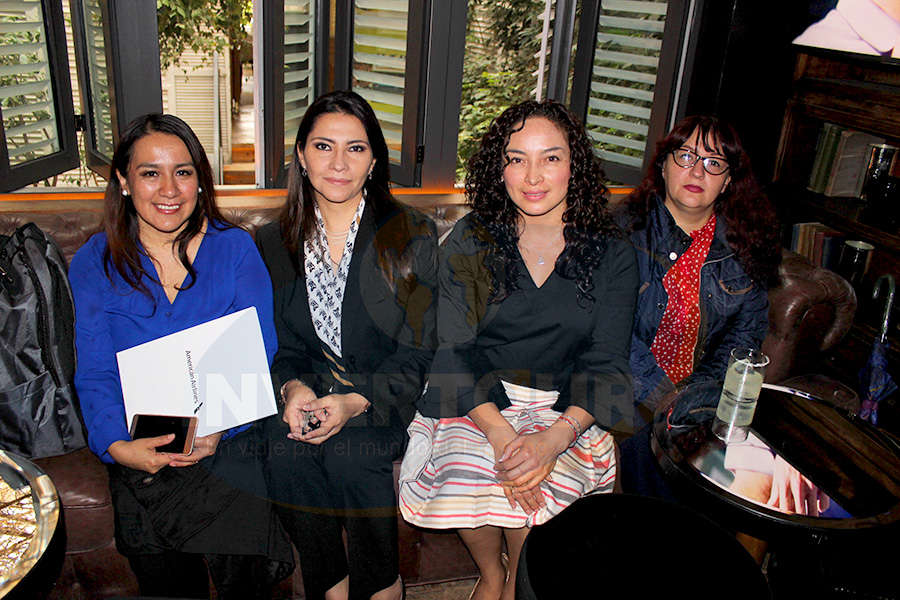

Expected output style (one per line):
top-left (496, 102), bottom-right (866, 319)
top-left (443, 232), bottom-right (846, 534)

top-left (301, 167), bottom-right (308, 177)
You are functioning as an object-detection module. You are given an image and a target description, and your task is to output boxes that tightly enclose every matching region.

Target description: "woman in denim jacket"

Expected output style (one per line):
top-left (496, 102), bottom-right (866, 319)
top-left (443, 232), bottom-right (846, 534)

top-left (618, 115), bottom-right (781, 497)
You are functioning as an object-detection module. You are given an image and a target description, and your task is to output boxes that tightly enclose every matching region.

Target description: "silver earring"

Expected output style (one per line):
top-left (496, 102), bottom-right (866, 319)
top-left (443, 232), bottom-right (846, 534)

top-left (122, 190), bottom-right (129, 197)
top-left (301, 167), bottom-right (308, 177)
top-left (198, 186), bottom-right (203, 193)
top-left (368, 171), bottom-right (373, 180)
top-left (363, 187), bottom-right (368, 199)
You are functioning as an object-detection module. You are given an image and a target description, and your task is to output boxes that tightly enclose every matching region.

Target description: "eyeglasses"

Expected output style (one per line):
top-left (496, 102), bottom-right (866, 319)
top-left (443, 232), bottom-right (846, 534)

top-left (671, 149), bottom-right (730, 176)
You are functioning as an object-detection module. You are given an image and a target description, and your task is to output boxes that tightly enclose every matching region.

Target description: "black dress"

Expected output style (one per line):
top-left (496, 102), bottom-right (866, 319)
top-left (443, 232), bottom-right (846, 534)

top-left (399, 213), bottom-right (638, 529)
top-left (417, 212), bottom-right (637, 428)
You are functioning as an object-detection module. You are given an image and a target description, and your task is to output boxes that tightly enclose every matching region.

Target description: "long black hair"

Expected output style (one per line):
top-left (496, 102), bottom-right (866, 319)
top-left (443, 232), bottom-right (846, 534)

top-left (465, 100), bottom-right (619, 306)
top-left (103, 113), bottom-right (225, 293)
top-left (280, 90), bottom-right (414, 287)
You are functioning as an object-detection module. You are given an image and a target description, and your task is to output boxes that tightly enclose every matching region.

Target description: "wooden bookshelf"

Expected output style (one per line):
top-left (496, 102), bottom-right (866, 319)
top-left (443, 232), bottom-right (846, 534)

top-left (772, 50), bottom-right (900, 425)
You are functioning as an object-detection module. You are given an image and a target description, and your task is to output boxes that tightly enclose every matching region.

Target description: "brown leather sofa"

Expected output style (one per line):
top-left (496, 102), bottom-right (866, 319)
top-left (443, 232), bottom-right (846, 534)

top-left (0, 194), bottom-right (856, 599)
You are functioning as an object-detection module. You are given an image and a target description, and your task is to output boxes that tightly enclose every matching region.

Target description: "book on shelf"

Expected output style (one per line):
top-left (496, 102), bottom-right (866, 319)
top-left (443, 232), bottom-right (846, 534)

top-left (807, 125), bottom-right (829, 191)
top-left (820, 232), bottom-right (844, 271)
top-left (791, 221), bottom-right (817, 257)
top-left (808, 123), bottom-right (844, 194)
top-left (811, 225), bottom-right (842, 268)
top-left (790, 222), bottom-right (843, 268)
top-left (824, 129), bottom-right (885, 197)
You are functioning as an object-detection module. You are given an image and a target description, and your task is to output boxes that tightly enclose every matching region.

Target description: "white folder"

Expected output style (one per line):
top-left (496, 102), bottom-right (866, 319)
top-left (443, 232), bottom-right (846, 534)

top-left (116, 307), bottom-right (277, 438)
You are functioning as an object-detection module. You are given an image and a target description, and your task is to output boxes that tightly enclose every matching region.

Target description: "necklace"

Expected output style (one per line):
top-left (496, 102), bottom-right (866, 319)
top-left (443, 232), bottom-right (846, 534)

top-left (325, 227), bottom-right (350, 238)
top-left (518, 232), bottom-right (564, 266)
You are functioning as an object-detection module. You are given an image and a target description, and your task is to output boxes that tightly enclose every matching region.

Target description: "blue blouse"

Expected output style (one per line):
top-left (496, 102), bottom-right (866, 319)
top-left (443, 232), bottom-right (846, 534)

top-left (69, 223), bottom-right (277, 463)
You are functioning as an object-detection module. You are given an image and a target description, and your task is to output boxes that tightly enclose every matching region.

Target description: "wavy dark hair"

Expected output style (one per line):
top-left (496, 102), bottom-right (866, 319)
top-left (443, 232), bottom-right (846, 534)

top-left (625, 115), bottom-right (781, 287)
top-left (103, 113), bottom-right (226, 294)
top-left (465, 100), bottom-right (618, 305)
top-left (281, 90), bottom-right (414, 287)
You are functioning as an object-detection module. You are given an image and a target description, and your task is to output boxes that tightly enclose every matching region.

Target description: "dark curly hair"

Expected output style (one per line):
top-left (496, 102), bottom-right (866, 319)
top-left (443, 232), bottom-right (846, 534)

top-left (464, 100), bottom-right (619, 305)
top-left (624, 115), bottom-right (781, 287)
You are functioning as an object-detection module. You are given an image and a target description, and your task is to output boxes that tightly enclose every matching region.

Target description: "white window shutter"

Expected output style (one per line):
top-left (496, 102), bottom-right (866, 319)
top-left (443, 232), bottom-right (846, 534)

top-left (586, 0), bottom-right (668, 169)
top-left (284, 0), bottom-right (315, 161)
top-left (351, 0), bottom-right (408, 164)
top-left (0, 0), bottom-right (61, 165)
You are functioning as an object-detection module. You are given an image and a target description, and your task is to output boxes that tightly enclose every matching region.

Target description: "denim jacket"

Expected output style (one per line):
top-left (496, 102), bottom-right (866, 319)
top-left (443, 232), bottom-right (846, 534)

top-left (629, 198), bottom-right (768, 424)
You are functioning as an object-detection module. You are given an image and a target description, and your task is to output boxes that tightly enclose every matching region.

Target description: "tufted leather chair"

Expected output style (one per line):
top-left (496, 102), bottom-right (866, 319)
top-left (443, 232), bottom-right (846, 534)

top-left (763, 251), bottom-right (857, 384)
top-left (0, 197), bottom-right (856, 598)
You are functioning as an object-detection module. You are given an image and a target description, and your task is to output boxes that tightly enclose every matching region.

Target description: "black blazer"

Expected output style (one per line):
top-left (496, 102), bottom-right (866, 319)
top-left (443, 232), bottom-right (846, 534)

top-left (256, 202), bottom-right (438, 428)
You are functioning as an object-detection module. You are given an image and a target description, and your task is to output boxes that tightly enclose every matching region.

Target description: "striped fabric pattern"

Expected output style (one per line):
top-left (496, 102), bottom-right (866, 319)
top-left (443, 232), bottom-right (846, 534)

top-left (399, 382), bottom-right (616, 528)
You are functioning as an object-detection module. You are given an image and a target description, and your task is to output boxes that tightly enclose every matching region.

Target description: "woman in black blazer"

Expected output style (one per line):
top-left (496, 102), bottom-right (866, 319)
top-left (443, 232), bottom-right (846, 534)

top-left (256, 91), bottom-right (437, 600)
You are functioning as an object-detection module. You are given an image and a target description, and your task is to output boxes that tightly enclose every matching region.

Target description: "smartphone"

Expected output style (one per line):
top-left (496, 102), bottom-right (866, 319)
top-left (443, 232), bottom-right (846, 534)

top-left (129, 414), bottom-right (198, 454)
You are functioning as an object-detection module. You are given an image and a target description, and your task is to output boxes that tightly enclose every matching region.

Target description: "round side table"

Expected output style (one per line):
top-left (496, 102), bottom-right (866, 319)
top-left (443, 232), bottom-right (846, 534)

top-left (0, 450), bottom-right (60, 598)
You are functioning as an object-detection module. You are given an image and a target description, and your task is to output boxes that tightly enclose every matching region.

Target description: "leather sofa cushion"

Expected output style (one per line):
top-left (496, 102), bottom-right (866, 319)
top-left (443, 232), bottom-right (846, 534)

top-left (35, 448), bottom-right (115, 554)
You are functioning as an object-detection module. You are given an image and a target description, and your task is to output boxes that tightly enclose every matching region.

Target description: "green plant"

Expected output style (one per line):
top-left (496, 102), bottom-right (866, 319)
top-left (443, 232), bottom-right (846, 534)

top-left (456, 0), bottom-right (546, 180)
top-left (157, 0), bottom-right (252, 69)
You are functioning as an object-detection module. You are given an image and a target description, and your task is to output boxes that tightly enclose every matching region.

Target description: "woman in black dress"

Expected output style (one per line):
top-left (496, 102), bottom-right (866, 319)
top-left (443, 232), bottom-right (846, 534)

top-left (399, 100), bottom-right (637, 600)
top-left (256, 91), bottom-right (437, 600)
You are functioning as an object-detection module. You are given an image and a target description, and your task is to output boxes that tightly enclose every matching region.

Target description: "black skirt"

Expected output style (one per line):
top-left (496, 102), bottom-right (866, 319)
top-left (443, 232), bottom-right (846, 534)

top-left (108, 426), bottom-right (292, 566)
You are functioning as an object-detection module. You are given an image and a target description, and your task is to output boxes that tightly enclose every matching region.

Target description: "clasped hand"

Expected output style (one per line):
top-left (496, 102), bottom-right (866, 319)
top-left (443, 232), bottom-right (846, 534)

top-left (282, 382), bottom-right (369, 445)
top-left (108, 432), bottom-right (222, 474)
top-left (493, 429), bottom-right (568, 514)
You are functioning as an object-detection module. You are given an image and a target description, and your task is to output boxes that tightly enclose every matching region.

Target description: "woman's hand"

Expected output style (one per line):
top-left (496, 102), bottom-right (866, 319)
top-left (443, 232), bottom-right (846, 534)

top-left (480, 424), bottom-right (528, 510)
top-left (107, 436), bottom-right (174, 474)
top-left (282, 380), bottom-right (319, 438)
top-left (296, 392), bottom-right (370, 445)
top-left (767, 456), bottom-right (830, 516)
top-left (168, 432), bottom-right (223, 467)
top-left (495, 427), bottom-right (570, 494)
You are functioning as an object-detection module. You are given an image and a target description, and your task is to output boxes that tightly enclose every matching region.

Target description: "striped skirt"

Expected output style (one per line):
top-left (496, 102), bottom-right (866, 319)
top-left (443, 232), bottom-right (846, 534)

top-left (398, 381), bottom-right (616, 528)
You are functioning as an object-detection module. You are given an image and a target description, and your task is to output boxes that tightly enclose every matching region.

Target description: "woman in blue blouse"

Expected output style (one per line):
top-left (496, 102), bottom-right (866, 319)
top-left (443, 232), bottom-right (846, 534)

top-left (69, 114), bottom-right (291, 598)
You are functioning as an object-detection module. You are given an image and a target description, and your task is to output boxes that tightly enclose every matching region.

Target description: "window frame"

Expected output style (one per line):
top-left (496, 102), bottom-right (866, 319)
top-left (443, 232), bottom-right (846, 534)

top-left (260, 0), bottom-right (329, 188)
top-left (72, 0), bottom-right (162, 181)
top-left (100, 1), bottom-right (163, 150)
top-left (545, 0), bottom-right (577, 103)
top-left (333, 0), bottom-right (428, 187)
top-left (0, 0), bottom-right (78, 192)
top-left (69, 0), bottom-right (110, 176)
top-left (417, 0), bottom-right (466, 188)
top-left (569, 0), bottom-right (691, 186)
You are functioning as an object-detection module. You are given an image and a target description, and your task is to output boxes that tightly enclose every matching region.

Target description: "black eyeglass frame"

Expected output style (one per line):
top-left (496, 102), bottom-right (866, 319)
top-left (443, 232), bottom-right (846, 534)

top-left (670, 148), bottom-right (730, 176)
